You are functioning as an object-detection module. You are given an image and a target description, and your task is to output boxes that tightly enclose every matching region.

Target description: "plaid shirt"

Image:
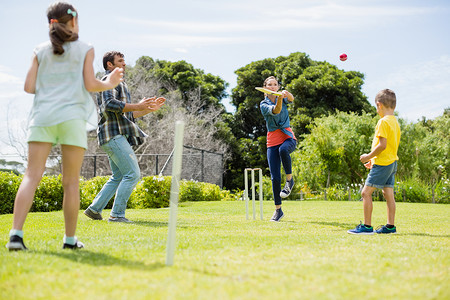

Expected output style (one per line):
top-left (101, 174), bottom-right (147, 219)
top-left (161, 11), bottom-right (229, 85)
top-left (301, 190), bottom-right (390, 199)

top-left (96, 71), bottom-right (147, 146)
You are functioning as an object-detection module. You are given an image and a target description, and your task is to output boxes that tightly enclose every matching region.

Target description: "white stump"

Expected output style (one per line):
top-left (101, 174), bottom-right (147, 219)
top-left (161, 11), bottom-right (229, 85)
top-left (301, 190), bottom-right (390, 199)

top-left (166, 121), bottom-right (185, 266)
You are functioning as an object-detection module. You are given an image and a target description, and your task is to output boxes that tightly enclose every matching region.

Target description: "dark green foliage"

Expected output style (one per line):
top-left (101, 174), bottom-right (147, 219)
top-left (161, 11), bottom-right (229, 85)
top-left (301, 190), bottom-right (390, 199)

top-left (397, 113), bottom-right (449, 183)
top-left (325, 185), bottom-right (349, 201)
top-left (393, 178), bottom-right (449, 204)
top-left (130, 176), bottom-right (229, 208)
top-left (293, 111), bottom-right (377, 191)
top-left (292, 110), bottom-right (449, 204)
top-left (32, 175), bottom-right (64, 212)
top-left (288, 64), bottom-right (374, 136)
top-left (129, 176), bottom-right (172, 208)
top-left (0, 172), bottom-right (234, 214)
top-left (394, 179), bottom-right (431, 203)
top-left (0, 173), bottom-right (64, 214)
top-left (434, 178), bottom-right (450, 204)
top-left (128, 57), bottom-right (228, 112)
top-left (79, 176), bottom-right (114, 210)
top-left (179, 180), bottom-right (223, 202)
top-left (0, 172), bottom-right (22, 214)
top-left (226, 52), bottom-right (374, 190)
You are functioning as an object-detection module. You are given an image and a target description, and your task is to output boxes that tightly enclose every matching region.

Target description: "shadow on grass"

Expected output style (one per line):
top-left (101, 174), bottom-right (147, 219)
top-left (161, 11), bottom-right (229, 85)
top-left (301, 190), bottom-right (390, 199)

top-left (309, 221), bottom-right (355, 229)
top-left (311, 222), bottom-right (450, 238)
top-left (131, 220), bottom-right (192, 229)
top-left (39, 249), bottom-right (165, 271)
top-left (132, 220), bottom-right (168, 227)
top-left (401, 233), bottom-right (450, 238)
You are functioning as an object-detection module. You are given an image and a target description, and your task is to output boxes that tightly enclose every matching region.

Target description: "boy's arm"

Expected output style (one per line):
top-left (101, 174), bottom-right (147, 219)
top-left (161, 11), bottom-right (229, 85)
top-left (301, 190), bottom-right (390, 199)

top-left (360, 137), bottom-right (387, 163)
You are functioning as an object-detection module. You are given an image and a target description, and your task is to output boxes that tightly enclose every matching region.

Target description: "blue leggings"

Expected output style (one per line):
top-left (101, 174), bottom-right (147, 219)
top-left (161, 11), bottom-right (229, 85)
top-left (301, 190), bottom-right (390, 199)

top-left (267, 138), bottom-right (297, 205)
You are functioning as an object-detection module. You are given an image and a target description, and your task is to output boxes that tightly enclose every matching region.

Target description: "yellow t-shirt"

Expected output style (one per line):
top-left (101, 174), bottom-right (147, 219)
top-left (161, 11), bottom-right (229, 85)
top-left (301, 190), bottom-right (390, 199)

top-left (371, 115), bottom-right (401, 166)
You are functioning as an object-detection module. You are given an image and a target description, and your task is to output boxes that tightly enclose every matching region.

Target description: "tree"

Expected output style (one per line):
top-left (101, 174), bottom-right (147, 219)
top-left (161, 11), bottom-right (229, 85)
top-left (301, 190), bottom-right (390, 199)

top-left (399, 111), bottom-right (450, 183)
top-left (102, 58), bottom-right (233, 183)
top-left (292, 111), bottom-right (377, 191)
top-left (127, 57), bottom-right (228, 113)
top-left (292, 109), bottom-right (450, 192)
top-left (287, 63), bottom-right (374, 135)
top-left (231, 52), bottom-right (373, 140)
top-left (0, 159), bottom-right (23, 175)
top-left (226, 52), bottom-right (374, 190)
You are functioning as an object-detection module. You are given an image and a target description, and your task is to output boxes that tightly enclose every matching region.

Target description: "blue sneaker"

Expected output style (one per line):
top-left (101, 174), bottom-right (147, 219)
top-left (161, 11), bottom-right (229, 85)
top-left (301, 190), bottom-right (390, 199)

top-left (270, 208), bottom-right (284, 222)
top-left (347, 222), bottom-right (374, 235)
top-left (375, 225), bottom-right (397, 234)
top-left (280, 179), bottom-right (294, 198)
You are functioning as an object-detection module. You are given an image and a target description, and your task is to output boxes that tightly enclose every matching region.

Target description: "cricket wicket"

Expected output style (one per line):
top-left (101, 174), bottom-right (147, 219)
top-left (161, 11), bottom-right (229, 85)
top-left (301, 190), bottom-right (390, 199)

top-left (244, 168), bottom-right (263, 220)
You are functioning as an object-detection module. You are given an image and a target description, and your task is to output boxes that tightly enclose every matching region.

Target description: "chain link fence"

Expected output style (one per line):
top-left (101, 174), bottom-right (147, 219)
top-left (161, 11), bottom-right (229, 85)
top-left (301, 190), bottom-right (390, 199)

top-left (42, 146), bottom-right (224, 188)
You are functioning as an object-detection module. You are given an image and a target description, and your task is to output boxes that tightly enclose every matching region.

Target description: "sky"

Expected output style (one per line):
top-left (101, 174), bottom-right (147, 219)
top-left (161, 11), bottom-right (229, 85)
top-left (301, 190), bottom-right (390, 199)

top-left (1, 0), bottom-right (449, 157)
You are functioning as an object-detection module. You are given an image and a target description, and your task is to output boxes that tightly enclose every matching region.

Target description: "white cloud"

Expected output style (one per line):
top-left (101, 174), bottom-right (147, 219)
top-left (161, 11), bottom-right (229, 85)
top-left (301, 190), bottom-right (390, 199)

top-left (364, 55), bottom-right (450, 121)
top-left (118, 2), bottom-right (438, 35)
top-left (276, 3), bottom-right (437, 19)
top-left (174, 48), bottom-right (188, 53)
top-left (125, 33), bottom-right (258, 48)
top-left (0, 66), bottom-right (23, 85)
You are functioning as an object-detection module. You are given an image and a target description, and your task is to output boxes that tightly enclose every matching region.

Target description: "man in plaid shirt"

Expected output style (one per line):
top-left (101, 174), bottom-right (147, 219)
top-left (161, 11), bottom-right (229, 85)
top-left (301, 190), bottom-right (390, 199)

top-left (84, 51), bottom-right (165, 223)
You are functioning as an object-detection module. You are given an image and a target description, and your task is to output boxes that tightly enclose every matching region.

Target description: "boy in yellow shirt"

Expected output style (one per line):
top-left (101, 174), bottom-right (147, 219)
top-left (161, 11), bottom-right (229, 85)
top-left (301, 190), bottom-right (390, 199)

top-left (348, 89), bottom-right (401, 234)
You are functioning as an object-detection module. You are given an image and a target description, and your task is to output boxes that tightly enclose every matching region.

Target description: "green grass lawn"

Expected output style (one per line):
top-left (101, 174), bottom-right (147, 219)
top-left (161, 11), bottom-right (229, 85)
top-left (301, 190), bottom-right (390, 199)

top-left (1, 201), bottom-right (449, 300)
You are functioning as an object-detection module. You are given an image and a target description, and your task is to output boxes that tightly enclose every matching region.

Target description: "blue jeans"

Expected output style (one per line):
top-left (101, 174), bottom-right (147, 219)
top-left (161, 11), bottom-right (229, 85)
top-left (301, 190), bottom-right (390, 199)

top-left (267, 138), bottom-right (297, 205)
top-left (89, 135), bottom-right (140, 217)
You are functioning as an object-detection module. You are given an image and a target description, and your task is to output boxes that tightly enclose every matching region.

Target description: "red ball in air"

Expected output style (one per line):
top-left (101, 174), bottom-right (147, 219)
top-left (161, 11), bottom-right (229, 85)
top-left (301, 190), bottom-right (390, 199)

top-left (340, 53), bottom-right (348, 61)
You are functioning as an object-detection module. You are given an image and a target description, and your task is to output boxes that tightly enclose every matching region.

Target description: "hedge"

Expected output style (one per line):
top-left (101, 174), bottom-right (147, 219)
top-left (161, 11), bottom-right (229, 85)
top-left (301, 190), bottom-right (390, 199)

top-left (0, 172), bottom-right (232, 214)
top-left (1, 171), bottom-right (447, 214)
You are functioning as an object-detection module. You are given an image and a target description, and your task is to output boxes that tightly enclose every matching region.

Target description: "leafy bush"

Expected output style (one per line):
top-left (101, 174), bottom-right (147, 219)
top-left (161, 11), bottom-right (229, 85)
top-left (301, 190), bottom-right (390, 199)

top-left (218, 188), bottom-right (235, 201)
top-left (179, 180), bottom-right (203, 202)
top-left (432, 177), bottom-right (449, 204)
top-left (325, 185), bottom-right (348, 201)
top-left (180, 180), bottom-right (224, 202)
top-left (0, 172), bottom-right (234, 214)
top-left (293, 111), bottom-right (377, 191)
top-left (79, 176), bottom-right (113, 210)
top-left (130, 176), bottom-right (172, 208)
top-left (0, 172), bottom-right (65, 214)
top-left (32, 175), bottom-right (64, 212)
top-left (347, 183), bottom-right (364, 201)
top-left (1, 170), bottom-right (444, 215)
top-left (395, 179), bottom-right (431, 203)
top-left (239, 175), bottom-right (272, 201)
top-left (130, 176), bottom-right (231, 208)
top-left (0, 171), bottom-right (22, 214)
top-left (259, 176), bottom-right (272, 200)
top-left (325, 180), bottom-right (437, 203)
top-left (202, 182), bottom-right (226, 202)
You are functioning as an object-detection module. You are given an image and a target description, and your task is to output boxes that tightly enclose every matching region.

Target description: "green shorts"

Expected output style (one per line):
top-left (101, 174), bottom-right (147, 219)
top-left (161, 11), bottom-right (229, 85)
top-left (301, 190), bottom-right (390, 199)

top-left (27, 119), bottom-right (87, 149)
